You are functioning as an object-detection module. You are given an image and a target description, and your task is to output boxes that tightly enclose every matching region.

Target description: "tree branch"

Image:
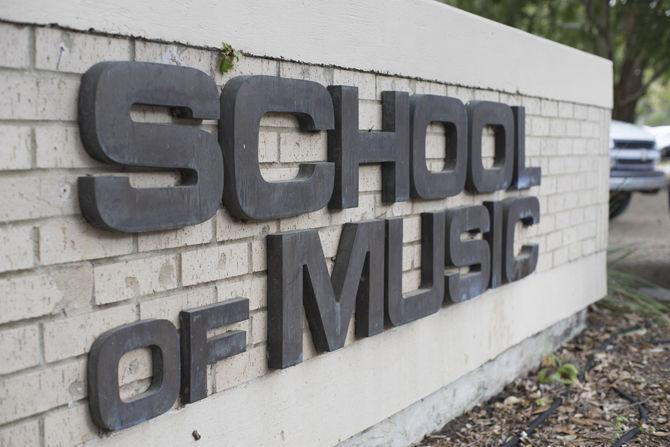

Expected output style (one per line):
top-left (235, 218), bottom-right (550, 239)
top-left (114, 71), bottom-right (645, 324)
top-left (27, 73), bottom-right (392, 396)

top-left (618, 60), bottom-right (670, 107)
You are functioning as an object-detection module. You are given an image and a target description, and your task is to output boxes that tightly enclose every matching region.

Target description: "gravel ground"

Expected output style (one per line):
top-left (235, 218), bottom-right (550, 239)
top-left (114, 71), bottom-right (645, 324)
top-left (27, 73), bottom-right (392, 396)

top-left (418, 190), bottom-right (670, 446)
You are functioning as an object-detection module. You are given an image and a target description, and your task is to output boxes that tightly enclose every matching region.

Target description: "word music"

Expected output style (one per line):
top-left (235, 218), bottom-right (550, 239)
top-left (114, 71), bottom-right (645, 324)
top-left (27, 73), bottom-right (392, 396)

top-left (80, 62), bottom-right (541, 430)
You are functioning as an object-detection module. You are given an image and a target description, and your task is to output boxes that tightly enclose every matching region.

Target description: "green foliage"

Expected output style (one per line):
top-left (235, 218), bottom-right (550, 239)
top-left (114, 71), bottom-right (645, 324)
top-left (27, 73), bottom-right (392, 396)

top-left (218, 42), bottom-right (241, 75)
top-left (604, 267), bottom-right (670, 325)
top-left (637, 78), bottom-right (670, 125)
top-left (441, 0), bottom-right (670, 122)
top-left (604, 246), bottom-right (670, 324)
top-left (613, 415), bottom-right (629, 435)
top-left (537, 355), bottom-right (580, 385)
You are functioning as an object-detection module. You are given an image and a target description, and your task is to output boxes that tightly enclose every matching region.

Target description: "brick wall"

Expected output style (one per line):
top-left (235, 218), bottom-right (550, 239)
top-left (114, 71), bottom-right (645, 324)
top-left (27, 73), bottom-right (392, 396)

top-left (0, 22), bottom-right (609, 446)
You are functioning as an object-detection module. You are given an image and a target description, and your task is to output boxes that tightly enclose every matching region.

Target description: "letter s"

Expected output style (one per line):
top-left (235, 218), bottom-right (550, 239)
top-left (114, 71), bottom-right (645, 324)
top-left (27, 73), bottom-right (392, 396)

top-left (78, 61), bottom-right (223, 232)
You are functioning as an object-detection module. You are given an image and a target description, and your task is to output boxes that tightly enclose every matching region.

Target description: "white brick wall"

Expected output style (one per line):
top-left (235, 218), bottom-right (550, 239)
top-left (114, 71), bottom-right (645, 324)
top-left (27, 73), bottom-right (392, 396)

top-left (0, 21), bottom-right (610, 446)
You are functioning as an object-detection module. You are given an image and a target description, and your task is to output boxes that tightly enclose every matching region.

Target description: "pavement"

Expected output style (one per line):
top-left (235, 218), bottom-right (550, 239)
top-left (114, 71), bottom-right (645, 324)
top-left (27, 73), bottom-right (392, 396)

top-left (608, 188), bottom-right (670, 288)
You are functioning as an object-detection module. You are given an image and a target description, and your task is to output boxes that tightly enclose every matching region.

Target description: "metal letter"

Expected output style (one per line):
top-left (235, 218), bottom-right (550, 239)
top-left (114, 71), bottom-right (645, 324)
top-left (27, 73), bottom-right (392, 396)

top-left (484, 200), bottom-right (503, 289)
top-left (88, 319), bottom-right (180, 430)
top-left (503, 196), bottom-right (540, 283)
top-left (266, 221), bottom-right (385, 368)
top-left (466, 101), bottom-right (514, 193)
top-left (220, 76), bottom-right (335, 220)
top-left (510, 106), bottom-right (541, 189)
top-left (328, 86), bottom-right (410, 208)
top-left (445, 205), bottom-right (491, 303)
top-left (410, 95), bottom-right (467, 199)
top-left (180, 298), bottom-right (249, 404)
top-left (385, 212), bottom-right (446, 326)
top-left (78, 61), bottom-right (223, 232)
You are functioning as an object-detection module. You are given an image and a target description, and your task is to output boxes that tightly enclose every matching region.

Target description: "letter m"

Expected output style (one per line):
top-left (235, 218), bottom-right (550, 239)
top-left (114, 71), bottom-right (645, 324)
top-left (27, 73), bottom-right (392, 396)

top-left (266, 221), bottom-right (385, 369)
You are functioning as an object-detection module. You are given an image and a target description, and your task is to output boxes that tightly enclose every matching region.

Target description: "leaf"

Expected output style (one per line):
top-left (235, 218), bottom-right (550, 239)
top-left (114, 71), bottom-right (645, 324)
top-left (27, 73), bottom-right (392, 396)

top-left (218, 42), bottom-right (241, 74)
top-left (556, 363), bottom-right (580, 385)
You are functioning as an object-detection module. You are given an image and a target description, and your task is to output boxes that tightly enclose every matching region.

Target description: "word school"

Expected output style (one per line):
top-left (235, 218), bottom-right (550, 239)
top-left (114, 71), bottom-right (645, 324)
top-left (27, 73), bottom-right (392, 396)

top-left (80, 61), bottom-right (541, 431)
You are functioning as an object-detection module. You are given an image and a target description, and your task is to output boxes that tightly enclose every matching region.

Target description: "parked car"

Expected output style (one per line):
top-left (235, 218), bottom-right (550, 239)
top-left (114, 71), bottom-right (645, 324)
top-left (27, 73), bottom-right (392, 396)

top-left (609, 120), bottom-right (667, 219)
top-left (645, 125), bottom-right (670, 178)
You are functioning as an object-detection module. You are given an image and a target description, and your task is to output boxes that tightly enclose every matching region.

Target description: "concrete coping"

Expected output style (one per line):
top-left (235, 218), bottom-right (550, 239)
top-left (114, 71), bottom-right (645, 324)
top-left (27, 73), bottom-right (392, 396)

top-left (0, 0), bottom-right (612, 108)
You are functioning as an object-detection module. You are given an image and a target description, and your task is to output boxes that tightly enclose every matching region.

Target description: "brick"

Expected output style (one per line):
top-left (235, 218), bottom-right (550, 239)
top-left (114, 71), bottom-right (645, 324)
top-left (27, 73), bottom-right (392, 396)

top-left (215, 55), bottom-right (278, 85)
top-left (258, 130), bottom-right (279, 163)
top-left (94, 254), bottom-right (178, 304)
top-left (259, 113), bottom-right (300, 129)
top-left (582, 239), bottom-right (596, 256)
top-left (563, 227), bottom-right (577, 245)
top-left (402, 245), bottom-right (414, 271)
top-left (279, 131), bottom-right (327, 162)
top-left (0, 174), bottom-right (78, 222)
top-left (140, 286), bottom-right (215, 325)
top-left (135, 41), bottom-right (212, 74)
top-left (587, 106), bottom-right (602, 122)
top-left (138, 220), bottom-right (213, 252)
top-left (568, 242), bottom-right (582, 261)
top-left (333, 69), bottom-right (376, 100)
top-left (474, 89), bottom-right (499, 101)
top-left (36, 28), bottom-right (131, 73)
top-left (44, 403), bottom-right (97, 447)
top-left (43, 304), bottom-right (136, 362)
top-left (213, 345), bottom-right (267, 393)
top-left (0, 265), bottom-right (92, 324)
top-left (0, 71), bottom-right (79, 120)
top-left (181, 242), bottom-right (249, 286)
top-left (531, 117), bottom-right (549, 136)
top-left (279, 207), bottom-right (331, 231)
top-left (0, 419), bottom-right (39, 447)
top-left (553, 246), bottom-right (569, 267)
top-left (279, 61), bottom-right (332, 86)
top-left (449, 86), bottom-right (474, 103)
top-left (118, 347), bottom-right (153, 386)
top-left (216, 275), bottom-right (266, 311)
top-left (558, 102), bottom-right (574, 118)
top-left (566, 121), bottom-right (582, 138)
top-left (0, 23), bottom-right (30, 69)
top-left (0, 224), bottom-right (34, 273)
top-left (545, 231), bottom-right (563, 252)
top-left (573, 104), bottom-right (588, 119)
top-left (250, 311), bottom-right (267, 345)
top-left (375, 75), bottom-right (412, 99)
top-left (402, 216), bottom-right (422, 243)
top-left (0, 359), bottom-right (85, 424)
top-left (250, 239), bottom-right (266, 272)
top-left (549, 119), bottom-right (566, 137)
top-left (522, 96), bottom-right (541, 114)
top-left (259, 166), bottom-right (300, 182)
top-left (0, 325), bottom-right (40, 374)
top-left (402, 270), bottom-right (421, 293)
top-left (35, 125), bottom-right (101, 168)
top-left (216, 209), bottom-right (276, 241)
top-left (536, 253), bottom-right (553, 273)
top-left (359, 165), bottom-right (382, 192)
top-left (359, 100), bottom-right (382, 131)
top-left (0, 125), bottom-right (31, 170)
top-left (318, 226), bottom-right (342, 259)
top-left (414, 80), bottom-right (447, 96)
top-left (540, 99), bottom-right (558, 117)
top-left (39, 217), bottom-right (133, 265)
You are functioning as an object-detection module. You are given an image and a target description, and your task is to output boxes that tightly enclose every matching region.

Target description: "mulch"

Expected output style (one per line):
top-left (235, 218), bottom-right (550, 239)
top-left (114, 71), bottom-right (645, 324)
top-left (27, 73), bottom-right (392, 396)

top-left (421, 305), bottom-right (670, 446)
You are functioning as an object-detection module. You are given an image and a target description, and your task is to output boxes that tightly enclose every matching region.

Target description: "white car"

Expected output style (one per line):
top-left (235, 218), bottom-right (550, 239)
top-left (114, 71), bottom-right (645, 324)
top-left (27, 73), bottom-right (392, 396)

top-left (609, 120), bottom-right (667, 218)
top-left (644, 125), bottom-right (670, 178)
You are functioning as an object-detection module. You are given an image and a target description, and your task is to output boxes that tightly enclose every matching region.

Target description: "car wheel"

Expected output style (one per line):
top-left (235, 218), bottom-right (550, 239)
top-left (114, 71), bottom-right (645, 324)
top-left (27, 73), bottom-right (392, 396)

top-left (609, 191), bottom-right (632, 219)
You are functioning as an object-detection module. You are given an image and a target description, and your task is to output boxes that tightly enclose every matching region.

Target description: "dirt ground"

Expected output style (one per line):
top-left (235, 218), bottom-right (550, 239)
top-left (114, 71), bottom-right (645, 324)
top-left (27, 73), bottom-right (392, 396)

top-left (420, 191), bottom-right (670, 446)
top-left (609, 190), bottom-right (670, 288)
